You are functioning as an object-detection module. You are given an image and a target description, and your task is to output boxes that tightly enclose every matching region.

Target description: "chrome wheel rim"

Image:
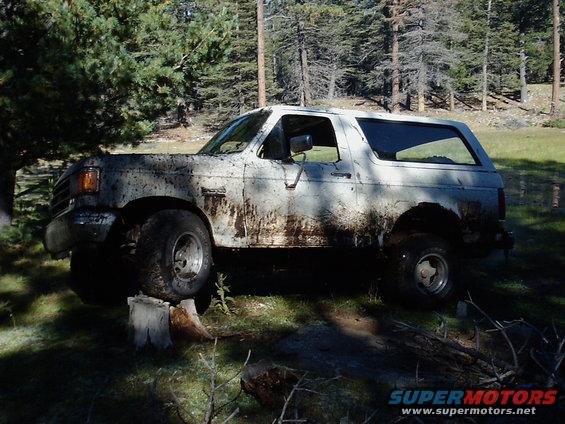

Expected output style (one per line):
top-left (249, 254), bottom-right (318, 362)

top-left (172, 232), bottom-right (203, 282)
top-left (414, 253), bottom-right (449, 294)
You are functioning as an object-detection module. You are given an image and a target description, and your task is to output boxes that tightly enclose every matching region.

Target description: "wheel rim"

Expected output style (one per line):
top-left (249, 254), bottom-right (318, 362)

top-left (172, 232), bottom-right (204, 282)
top-left (414, 253), bottom-right (449, 294)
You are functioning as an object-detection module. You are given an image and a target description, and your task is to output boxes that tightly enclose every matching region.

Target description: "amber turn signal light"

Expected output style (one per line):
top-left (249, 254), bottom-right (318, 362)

top-left (77, 168), bottom-right (99, 194)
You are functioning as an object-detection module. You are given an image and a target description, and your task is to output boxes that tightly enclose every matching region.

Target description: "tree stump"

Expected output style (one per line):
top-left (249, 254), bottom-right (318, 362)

top-left (241, 360), bottom-right (298, 408)
top-left (128, 295), bottom-right (172, 349)
top-left (169, 299), bottom-right (213, 341)
top-left (128, 295), bottom-right (213, 348)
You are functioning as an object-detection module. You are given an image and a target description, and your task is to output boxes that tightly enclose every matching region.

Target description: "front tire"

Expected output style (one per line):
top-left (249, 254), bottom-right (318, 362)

top-left (386, 233), bottom-right (458, 307)
top-left (136, 209), bottom-right (213, 303)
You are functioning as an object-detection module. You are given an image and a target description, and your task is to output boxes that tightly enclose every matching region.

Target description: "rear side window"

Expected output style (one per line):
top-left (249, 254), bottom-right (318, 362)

top-left (356, 119), bottom-right (478, 166)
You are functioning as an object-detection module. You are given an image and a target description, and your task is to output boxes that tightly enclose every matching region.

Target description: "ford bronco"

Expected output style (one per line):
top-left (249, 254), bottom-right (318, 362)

top-left (44, 106), bottom-right (513, 306)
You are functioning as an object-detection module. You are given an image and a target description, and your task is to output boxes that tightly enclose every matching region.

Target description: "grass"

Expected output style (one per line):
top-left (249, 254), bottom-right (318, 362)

top-left (0, 126), bottom-right (563, 422)
top-left (476, 127), bottom-right (565, 163)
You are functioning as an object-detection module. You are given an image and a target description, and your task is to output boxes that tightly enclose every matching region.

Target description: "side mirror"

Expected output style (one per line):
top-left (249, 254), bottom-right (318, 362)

top-left (285, 135), bottom-right (312, 190)
top-left (289, 134), bottom-right (313, 154)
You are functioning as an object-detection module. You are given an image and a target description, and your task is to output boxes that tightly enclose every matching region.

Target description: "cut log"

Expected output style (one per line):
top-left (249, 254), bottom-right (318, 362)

top-left (488, 92), bottom-right (535, 112)
top-left (169, 299), bottom-right (213, 342)
top-left (240, 360), bottom-right (298, 409)
top-left (454, 95), bottom-right (480, 111)
top-left (128, 295), bottom-right (172, 349)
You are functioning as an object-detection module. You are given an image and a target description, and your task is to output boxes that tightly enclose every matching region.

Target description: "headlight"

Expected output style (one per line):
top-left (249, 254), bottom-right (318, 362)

top-left (77, 168), bottom-right (100, 194)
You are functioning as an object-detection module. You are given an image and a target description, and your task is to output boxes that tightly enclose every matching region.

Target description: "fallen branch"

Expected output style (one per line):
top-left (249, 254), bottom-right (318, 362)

top-left (465, 295), bottom-right (519, 368)
top-left (393, 320), bottom-right (515, 373)
top-left (276, 373), bottom-right (308, 424)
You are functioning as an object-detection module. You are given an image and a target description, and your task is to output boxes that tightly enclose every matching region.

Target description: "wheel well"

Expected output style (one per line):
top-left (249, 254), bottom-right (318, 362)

top-left (119, 196), bottom-right (214, 243)
top-left (387, 203), bottom-right (462, 247)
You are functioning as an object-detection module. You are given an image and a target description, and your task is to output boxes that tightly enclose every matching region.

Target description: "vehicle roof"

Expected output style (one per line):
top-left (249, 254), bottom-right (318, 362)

top-left (250, 104), bottom-right (466, 129)
top-left (241, 104), bottom-right (494, 172)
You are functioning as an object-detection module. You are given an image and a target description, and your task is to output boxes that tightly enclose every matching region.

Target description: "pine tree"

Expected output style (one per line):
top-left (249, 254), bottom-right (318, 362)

top-left (454, 0), bottom-right (522, 107)
top-left (550, 0), bottom-right (561, 117)
top-left (198, 1), bottom-right (257, 118)
top-left (509, 0), bottom-right (551, 103)
top-left (0, 0), bottom-right (231, 226)
top-left (257, 0), bottom-right (267, 107)
top-left (268, 0), bottom-right (345, 105)
top-left (341, 0), bottom-right (387, 98)
top-left (399, 0), bottom-right (462, 111)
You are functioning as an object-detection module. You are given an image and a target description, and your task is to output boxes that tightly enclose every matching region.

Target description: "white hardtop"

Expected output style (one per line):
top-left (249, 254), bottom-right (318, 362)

top-left (250, 104), bottom-right (468, 131)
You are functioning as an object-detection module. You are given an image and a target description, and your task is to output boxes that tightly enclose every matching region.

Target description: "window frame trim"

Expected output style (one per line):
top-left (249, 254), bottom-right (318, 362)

top-left (198, 110), bottom-right (273, 156)
top-left (253, 111), bottom-right (343, 164)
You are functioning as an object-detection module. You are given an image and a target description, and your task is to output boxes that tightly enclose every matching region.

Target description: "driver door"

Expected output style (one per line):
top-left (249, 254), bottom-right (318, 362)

top-left (242, 111), bottom-right (357, 247)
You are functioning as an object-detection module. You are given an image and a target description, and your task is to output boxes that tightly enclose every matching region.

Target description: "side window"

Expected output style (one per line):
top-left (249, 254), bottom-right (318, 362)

top-left (259, 115), bottom-right (340, 163)
top-left (356, 119), bottom-right (478, 166)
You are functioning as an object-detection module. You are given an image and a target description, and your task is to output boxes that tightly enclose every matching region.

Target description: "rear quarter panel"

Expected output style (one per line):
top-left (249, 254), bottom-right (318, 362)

top-left (340, 114), bottom-right (503, 245)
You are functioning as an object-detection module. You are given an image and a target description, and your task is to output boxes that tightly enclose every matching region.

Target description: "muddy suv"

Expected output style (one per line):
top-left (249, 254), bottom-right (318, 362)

top-left (44, 106), bottom-right (513, 306)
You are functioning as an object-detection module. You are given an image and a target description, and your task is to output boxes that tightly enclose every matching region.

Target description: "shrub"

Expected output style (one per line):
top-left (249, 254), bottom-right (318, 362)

top-left (542, 119), bottom-right (565, 129)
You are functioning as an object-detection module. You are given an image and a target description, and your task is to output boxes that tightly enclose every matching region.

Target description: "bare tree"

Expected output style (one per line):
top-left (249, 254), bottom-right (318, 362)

top-left (550, 0), bottom-right (561, 117)
top-left (519, 33), bottom-right (528, 103)
top-left (400, 0), bottom-right (461, 112)
top-left (481, 0), bottom-right (493, 112)
top-left (390, 0), bottom-right (401, 113)
top-left (297, 18), bottom-right (312, 107)
top-left (257, 0), bottom-right (266, 108)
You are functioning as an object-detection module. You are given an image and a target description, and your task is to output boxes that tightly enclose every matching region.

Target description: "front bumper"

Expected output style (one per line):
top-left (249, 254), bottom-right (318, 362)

top-left (43, 209), bottom-right (119, 258)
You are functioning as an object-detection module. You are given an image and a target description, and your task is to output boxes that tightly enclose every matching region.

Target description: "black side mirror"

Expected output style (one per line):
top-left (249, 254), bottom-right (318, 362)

top-left (289, 134), bottom-right (313, 154)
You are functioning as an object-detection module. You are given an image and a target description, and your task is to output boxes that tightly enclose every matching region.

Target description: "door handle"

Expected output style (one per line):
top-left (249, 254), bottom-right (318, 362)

top-left (201, 187), bottom-right (226, 197)
top-left (331, 172), bottom-right (352, 179)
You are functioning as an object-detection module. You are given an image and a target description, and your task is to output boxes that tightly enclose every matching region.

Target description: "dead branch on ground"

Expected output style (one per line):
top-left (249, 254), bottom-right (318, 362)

top-left (394, 294), bottom-right (564, 389)
top-left (159, 338), bottom-right (250, 424)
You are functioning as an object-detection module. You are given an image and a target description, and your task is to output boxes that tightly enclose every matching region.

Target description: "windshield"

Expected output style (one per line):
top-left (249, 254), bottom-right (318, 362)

top-left (198, 110), bottom-right (271, 155)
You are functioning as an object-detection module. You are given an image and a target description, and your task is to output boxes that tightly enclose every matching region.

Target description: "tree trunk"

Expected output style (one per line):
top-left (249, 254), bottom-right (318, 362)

top-left (257, 0), bottom-right (266, 108)
top-left (297, 20), bottom-right (312, 107)
top-left (391, 0), bottom-right (400, 113)
top-left (327, 63), bottom-right (337, 100)
top-left (241, 361), bottom-right (298, 409)
top-left (417, 62), bottom-right (426, 112)
top-left (170, 299), bottom-right (213, 342)
top-left (449, 88), bottom-right (456, 111)
top-left (519, 33), bottom-right (528, 104)
top-left (0, 167), bottom-right (16, 228)
top-left (550, 0), bottom-right (561, 117)
top-left (481, 0), bottom-right (493, 112)
top-left (417, 92), bottom-right (425, 112)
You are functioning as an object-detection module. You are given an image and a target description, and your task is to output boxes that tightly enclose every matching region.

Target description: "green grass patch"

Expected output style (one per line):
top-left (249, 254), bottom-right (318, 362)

top-left (475, 127), bottom-right (565, 164)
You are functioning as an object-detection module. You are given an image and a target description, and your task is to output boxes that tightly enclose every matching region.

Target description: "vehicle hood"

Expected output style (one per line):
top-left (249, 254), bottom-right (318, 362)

top-left (58, 153), bottom-right (238, 181)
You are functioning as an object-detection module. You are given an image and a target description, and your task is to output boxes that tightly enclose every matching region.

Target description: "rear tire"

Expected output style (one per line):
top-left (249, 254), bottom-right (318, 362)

top-left (136, 209), bottom-right (213, 303)
top-left (386, 233), bottom-right (458, 307)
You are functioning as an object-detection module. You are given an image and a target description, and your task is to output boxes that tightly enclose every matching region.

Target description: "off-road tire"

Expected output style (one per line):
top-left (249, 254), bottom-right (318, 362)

top-left (70, 247), bottom-right (134, 304)
top-left (386, 233), bottom-right (458, 307)
top-left (136, 209), bottom-right (213, 303)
